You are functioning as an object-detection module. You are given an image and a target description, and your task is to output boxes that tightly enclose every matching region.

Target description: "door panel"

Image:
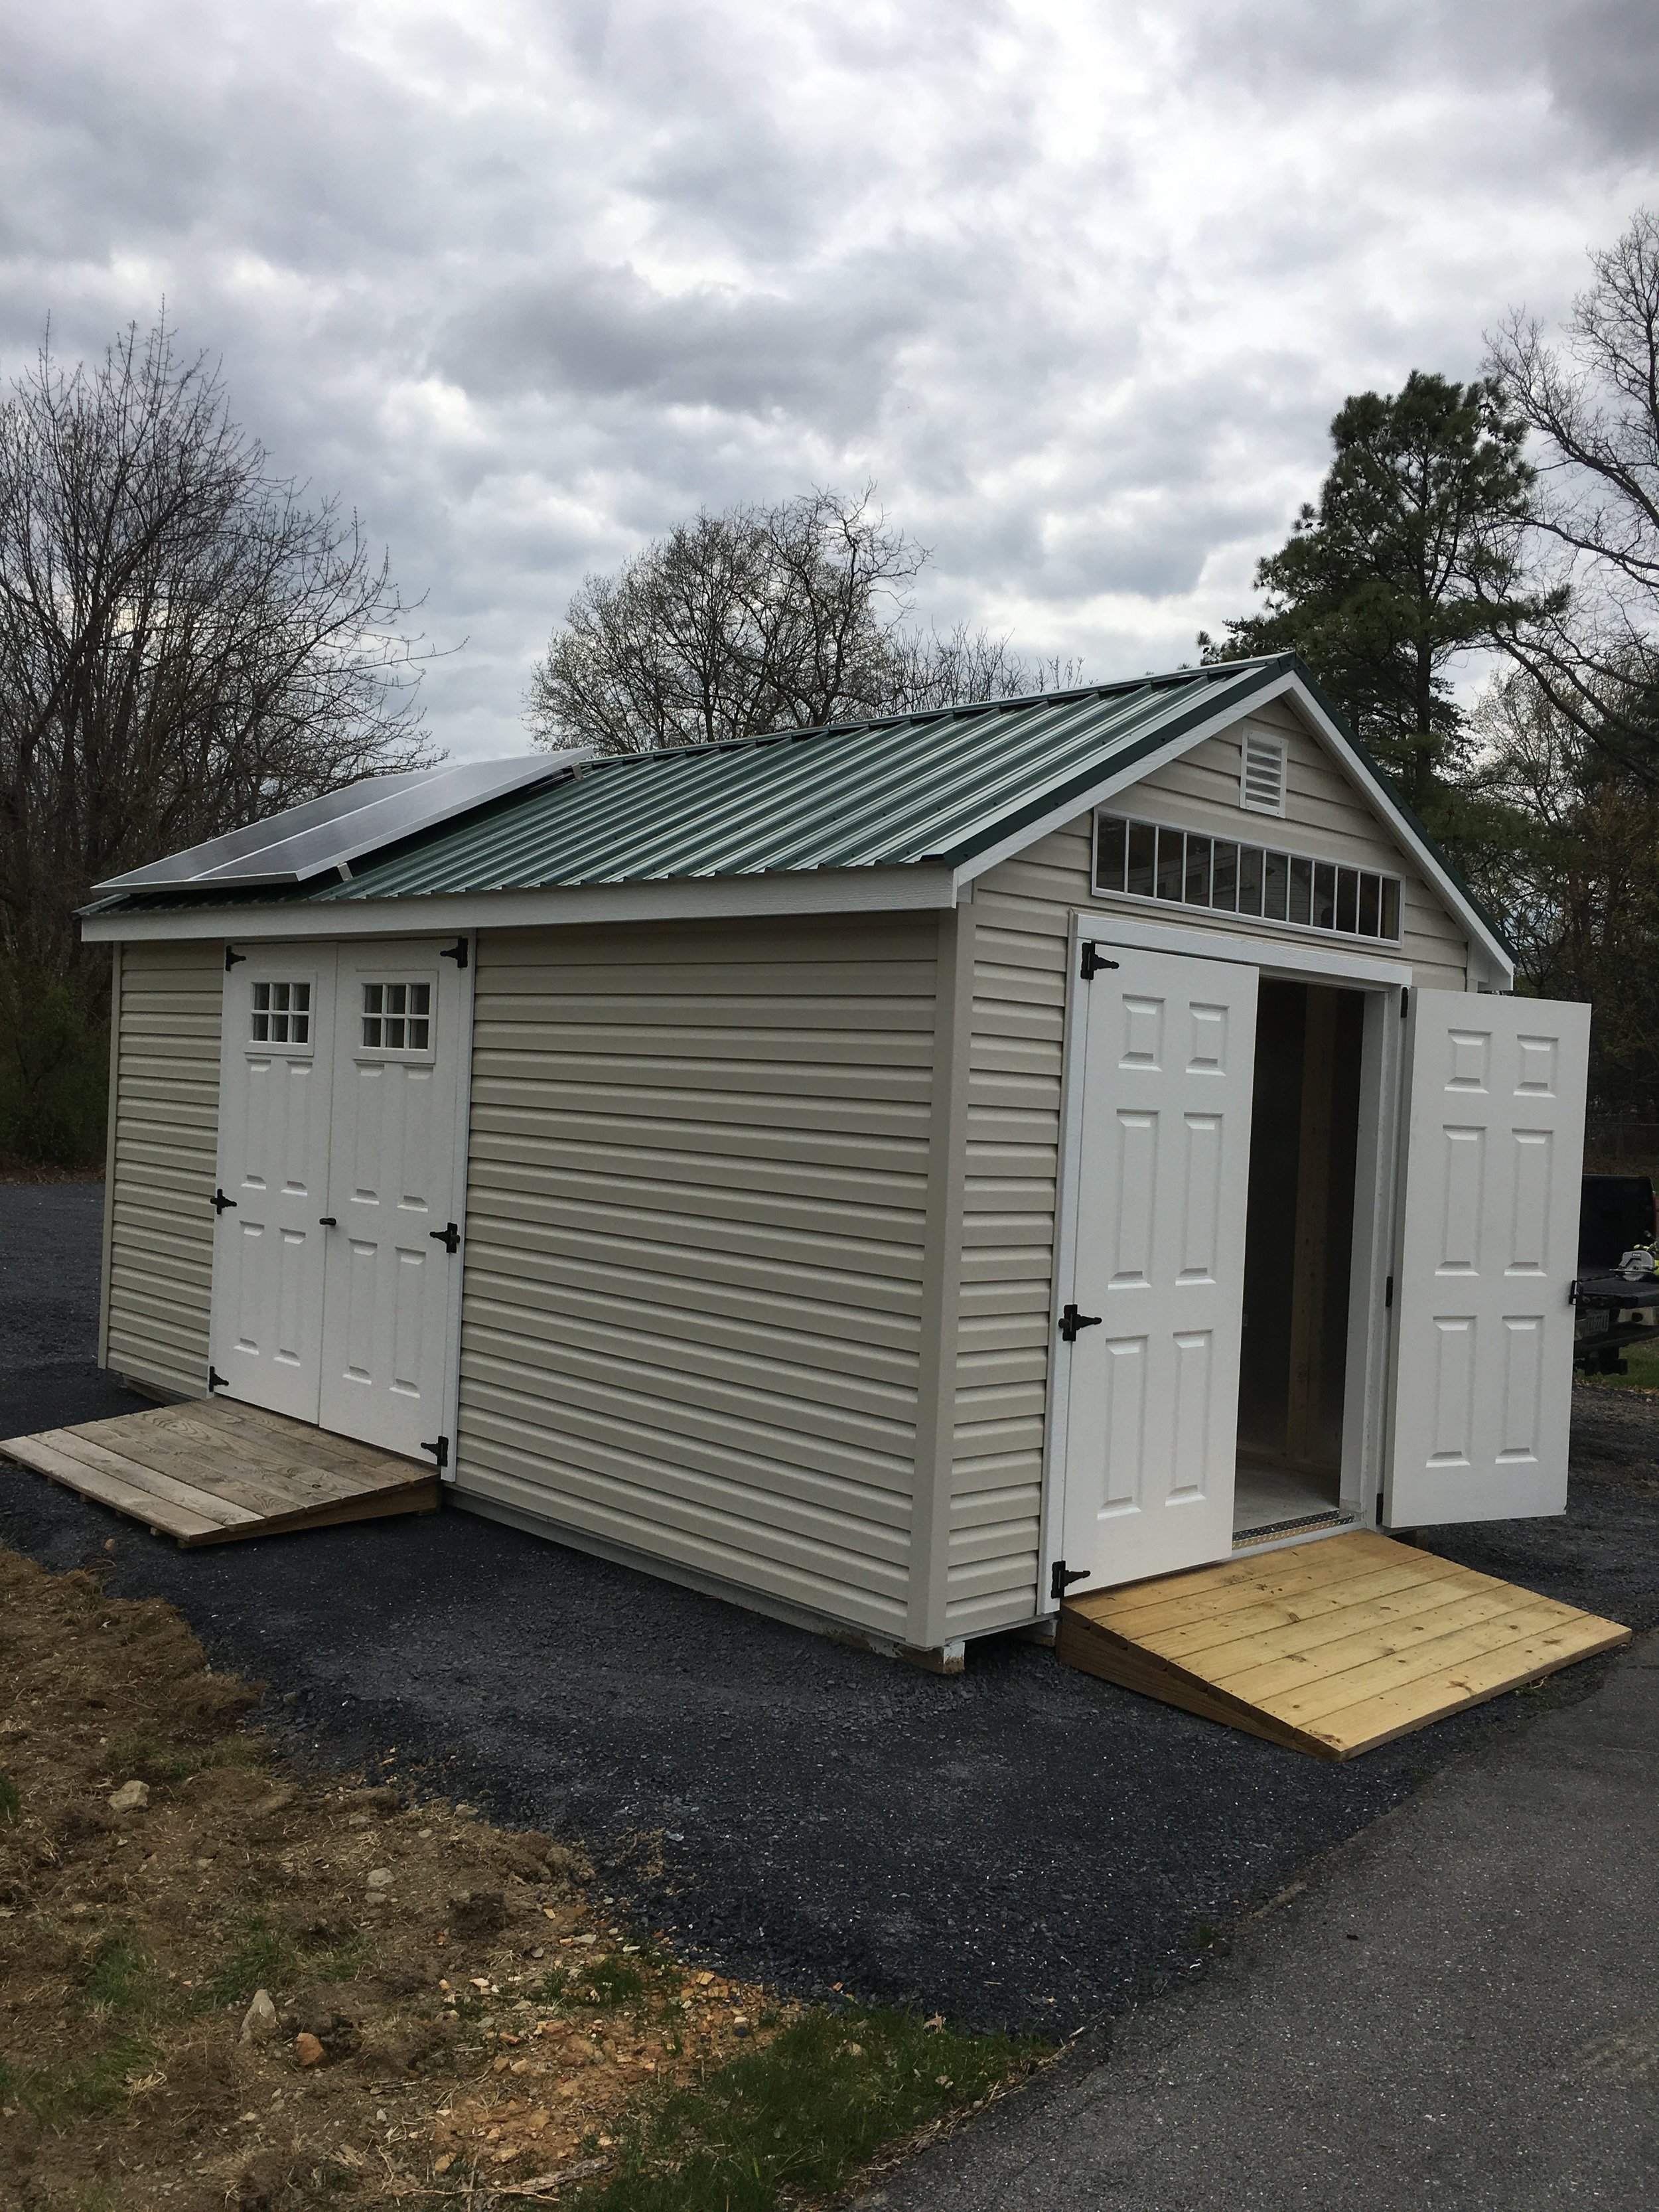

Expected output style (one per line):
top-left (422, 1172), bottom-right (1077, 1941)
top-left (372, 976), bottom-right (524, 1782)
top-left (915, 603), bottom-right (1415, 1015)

top-left (1386, 990), bottom-right (1589, 1526)
top-left (317, 943), bottom-right (461, 1460)
top-left (1061, 943), bottom-right (1259, 1589)
top-left (210, 948), bottom-right (336, 1420)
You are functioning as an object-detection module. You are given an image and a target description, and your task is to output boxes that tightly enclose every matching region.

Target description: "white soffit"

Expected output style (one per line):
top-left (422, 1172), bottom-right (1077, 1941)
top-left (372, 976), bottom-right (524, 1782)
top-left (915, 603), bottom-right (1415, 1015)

top-left (93, 752), bottom-right (592, 894)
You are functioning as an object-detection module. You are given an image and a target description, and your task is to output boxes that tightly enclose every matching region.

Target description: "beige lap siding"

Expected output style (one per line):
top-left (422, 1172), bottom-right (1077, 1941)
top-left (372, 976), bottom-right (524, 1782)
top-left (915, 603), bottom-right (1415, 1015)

top-left (457, 915), bottom-right (938, 1637)
top-left (102, 939), bottom-right (223, 1398)
top-left (946, 702), bottom-right (1475, 1633)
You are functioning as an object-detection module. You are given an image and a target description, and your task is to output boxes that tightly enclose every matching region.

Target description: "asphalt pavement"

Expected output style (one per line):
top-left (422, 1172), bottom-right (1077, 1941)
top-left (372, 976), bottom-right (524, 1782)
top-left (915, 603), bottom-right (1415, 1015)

top-left (3, 1178), bottom-right (1656, 2045)
top-left (855, 1629), bottom-right (1659, 2212)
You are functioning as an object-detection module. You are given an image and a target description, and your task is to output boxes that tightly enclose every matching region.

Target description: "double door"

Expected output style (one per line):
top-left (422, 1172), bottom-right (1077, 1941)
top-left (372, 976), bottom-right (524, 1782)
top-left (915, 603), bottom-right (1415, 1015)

top-left (209, 938), bottom-right (465, 1463)
top-left (1055, 942), bottom-right (1591, 1595)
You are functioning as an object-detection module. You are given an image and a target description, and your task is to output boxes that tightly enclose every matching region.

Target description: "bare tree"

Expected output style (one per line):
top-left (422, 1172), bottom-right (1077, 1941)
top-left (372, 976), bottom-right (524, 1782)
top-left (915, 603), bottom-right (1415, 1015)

top-left (879, 624), bottom-right (1084, 713)
top-left (1486, 210), bottom-right (1659, 774)
top-left (0, 315), bottom-right (437, 982)
top-left (526, 487), bottom-right (1076, 754)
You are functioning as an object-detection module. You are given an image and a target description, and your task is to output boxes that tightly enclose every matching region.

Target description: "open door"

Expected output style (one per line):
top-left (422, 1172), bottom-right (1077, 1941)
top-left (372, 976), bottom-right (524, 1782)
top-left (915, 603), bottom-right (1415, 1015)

top-left (1058, 941), bottom-right (1259, 1590)
top-left (1386, 989), bottom-right (1590, 1527)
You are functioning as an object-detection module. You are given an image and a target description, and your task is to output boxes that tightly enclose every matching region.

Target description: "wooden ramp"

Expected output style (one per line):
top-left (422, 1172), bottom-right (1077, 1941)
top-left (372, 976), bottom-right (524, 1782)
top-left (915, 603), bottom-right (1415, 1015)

top-left (1057, 1530), bottom-right (1630, 1760)
top-left (1, 1399), bottom-right (440, 1548)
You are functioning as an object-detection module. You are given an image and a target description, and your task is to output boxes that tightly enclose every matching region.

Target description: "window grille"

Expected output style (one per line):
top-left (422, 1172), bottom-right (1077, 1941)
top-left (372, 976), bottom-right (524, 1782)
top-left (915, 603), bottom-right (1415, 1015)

top-left (1240, 728), bottom-right (1287, 816)
top-left (1094, 812), bottom-right (1402, 942)
top-left (362, 981), bottom-right (431, 1051)
top-left (250, 980), bottom-right (311, 1045)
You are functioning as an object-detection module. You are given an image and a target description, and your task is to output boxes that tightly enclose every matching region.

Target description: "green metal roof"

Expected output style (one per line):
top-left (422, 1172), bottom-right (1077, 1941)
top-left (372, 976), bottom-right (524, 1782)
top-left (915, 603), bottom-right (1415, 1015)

top-left (313, 657), bottom-right (1291, 905)
top-left (87, 652), bottom-right (1506, 966)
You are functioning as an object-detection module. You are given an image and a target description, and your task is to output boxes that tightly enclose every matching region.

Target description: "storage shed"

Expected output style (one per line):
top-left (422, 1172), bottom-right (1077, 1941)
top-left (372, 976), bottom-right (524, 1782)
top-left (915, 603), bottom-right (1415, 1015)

top-left (80, 654), bottom-right (1591, 1670)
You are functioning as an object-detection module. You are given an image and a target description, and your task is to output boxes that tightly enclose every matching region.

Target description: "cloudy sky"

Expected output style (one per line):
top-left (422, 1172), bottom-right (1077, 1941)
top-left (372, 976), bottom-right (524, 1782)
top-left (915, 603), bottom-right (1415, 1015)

top-left (4, 0), bottom-right (1657, 759)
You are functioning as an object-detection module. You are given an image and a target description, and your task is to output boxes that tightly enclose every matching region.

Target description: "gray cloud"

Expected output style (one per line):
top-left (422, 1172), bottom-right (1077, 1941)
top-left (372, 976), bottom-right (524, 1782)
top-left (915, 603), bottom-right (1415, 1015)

top-left (1, 0), bottom-right (1655, 757)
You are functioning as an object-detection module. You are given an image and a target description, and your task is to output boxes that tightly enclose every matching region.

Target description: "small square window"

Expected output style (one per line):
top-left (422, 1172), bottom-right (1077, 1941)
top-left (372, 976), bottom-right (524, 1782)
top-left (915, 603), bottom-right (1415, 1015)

top-left (362, 979), bottom-right (432, 1053)
top-left (250, 979), bottom-right (310, 1047)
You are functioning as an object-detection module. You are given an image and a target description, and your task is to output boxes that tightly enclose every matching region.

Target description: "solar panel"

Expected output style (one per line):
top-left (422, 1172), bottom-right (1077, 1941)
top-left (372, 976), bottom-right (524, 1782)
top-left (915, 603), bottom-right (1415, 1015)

top-left (93, 752), bottom-right (593, 894)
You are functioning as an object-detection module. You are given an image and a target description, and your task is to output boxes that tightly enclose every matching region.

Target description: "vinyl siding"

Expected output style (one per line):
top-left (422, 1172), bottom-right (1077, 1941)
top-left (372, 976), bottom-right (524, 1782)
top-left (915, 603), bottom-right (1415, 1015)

top-left (103, 938), bottom-right (222, 1398)
top-left (946, 701), bottom-right (1473, 1631)
top-left (455, 913), bottom-right (939, 1636)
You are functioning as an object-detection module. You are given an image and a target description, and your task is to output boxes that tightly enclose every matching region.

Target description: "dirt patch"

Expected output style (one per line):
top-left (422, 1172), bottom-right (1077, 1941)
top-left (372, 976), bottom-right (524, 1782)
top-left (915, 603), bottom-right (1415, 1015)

top-left (0, 1545), bottom-right (784, 2209)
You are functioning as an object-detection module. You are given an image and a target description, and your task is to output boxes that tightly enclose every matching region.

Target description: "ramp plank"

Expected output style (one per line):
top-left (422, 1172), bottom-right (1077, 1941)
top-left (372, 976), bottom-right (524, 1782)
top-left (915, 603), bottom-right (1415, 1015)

top-left (1, 1398), bottom-right (441, 1548)
top-left (1058, 1532), bottom-right (1630, 1760)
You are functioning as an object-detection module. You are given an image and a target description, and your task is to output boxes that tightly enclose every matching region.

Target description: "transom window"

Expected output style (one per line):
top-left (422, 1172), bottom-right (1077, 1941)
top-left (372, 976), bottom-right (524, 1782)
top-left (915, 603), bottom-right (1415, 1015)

top-left (250, 980), bottom-right (311, 1045)
top-left (1094, 812), bottom-right (1403, 942)
top-left (361, 981), bottom-right (431, 1051)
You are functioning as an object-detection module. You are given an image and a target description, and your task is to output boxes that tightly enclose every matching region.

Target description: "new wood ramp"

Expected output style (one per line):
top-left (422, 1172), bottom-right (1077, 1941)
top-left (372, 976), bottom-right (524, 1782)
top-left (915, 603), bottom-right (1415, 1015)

top-left (1057, 1530), bottom-right (1630, 1760)
top-left (1, 1399), bottom-right (440, 1547)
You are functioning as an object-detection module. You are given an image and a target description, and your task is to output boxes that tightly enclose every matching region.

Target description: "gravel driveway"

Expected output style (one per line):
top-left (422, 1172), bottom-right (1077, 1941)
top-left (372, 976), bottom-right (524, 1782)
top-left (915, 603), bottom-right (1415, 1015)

top-left (4, 1178), bottom-right (1656, 2035)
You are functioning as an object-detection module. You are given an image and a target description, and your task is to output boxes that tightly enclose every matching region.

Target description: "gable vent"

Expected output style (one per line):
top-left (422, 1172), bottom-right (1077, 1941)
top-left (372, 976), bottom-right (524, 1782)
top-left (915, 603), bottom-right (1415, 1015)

top-left (1240, 727), bottom-right (1287, 816)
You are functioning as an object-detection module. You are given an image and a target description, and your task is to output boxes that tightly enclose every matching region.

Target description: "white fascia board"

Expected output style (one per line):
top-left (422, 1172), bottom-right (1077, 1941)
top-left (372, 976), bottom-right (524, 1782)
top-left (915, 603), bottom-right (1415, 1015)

top-left (951, 668), bottom-right (1517, 988)
top-left (80, 863), bottom-right (958, 944)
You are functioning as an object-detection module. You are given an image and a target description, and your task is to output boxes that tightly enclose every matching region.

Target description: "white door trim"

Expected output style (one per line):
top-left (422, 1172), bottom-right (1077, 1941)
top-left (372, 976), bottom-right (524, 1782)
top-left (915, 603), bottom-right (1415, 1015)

top-left (439, 934), bottom-right (476, 1484)
top-left (1066, 908), bottom-right (1414, 990)
top-left (1041, 909), bottom-right (1406, 1610)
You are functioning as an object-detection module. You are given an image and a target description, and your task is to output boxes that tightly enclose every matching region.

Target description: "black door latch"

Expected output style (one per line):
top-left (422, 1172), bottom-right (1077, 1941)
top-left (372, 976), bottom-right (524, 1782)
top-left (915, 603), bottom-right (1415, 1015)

top-left (1059, 1303), bottom-right (1102, 1342)
top-left (212, 1188), bottom-right (237, 1214)
top-left (318, 1216), bottom-right (337, 1228)
top-left (429, 1222), bottom-right (461, 1254)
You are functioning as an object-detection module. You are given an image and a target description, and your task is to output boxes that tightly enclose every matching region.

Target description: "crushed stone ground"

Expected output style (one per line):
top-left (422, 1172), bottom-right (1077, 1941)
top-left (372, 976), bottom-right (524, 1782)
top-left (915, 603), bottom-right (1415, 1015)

top-left (5, 1180), bottom-right (1659, 2040)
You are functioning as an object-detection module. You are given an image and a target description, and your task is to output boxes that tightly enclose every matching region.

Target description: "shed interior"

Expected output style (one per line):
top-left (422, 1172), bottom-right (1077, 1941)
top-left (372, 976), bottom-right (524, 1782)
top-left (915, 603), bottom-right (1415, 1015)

top-left (1234, 979), bottom-right (1366, 1536)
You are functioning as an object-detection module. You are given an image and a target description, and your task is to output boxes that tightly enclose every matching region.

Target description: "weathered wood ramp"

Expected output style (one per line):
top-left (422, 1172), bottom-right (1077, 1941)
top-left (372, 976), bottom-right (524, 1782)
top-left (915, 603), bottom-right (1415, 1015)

top-left (0, 1398), bottom-right (439, 1547)
top-left (1057, 1530), bottom-right (1630, 1760)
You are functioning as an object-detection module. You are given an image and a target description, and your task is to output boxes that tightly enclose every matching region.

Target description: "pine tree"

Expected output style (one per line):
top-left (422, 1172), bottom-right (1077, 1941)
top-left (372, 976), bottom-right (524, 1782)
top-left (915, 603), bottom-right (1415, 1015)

top-left (1200, 372), bottom-right (1547, 829)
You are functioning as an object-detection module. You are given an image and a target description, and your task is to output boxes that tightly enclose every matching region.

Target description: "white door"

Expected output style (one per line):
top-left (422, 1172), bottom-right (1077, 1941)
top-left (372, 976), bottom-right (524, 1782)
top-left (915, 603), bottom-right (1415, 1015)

top-left (317, 940), bottom-right (465, 1461)
top-left (1386, 989), bottom-right (1591, 1526)
top-left (1059, 942), bottom-right (1260, 1590)
top-left (210, 945), bottom-right (337, 1420)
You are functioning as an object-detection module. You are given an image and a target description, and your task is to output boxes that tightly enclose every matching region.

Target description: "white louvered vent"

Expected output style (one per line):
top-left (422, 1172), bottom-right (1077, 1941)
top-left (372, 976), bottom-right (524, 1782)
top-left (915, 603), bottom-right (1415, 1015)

top-left (1240, 727), bottom-right (1287, 816)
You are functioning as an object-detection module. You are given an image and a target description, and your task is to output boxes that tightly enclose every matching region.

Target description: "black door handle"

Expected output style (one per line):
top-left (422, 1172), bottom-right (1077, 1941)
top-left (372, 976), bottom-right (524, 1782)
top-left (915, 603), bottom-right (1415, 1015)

top-left (319, 1216), bottom-right (337, 1228)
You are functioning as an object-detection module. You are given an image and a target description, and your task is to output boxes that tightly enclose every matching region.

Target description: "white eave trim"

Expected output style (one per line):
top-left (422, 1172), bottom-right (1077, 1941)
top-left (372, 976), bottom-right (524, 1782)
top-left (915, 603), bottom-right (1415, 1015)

top-left (950, 668), bottom-right (1516, 988)
top-left (79, 863), bottom-right (958, 944)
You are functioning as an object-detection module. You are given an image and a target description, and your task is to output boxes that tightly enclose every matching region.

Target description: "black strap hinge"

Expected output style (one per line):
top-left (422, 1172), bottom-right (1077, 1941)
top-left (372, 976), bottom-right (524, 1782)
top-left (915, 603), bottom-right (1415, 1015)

top-left (440, 938), bottom-right (469, 969)
top-left (1079, 943), bottom-right (1119, 982)
top-left (1385, 1274), bottom-right (1394, 1309)
top-left (421, 1435), bottom-right (450, 1469)
top-left (213, 1188), bottom-right (237, 1214)
top-left (429, 1222), bottom-right (461, 1255)
top-left (1568, 1279), bottom-right (1580, 1306)
top-left (1051, 1560), bottom-right (1090, 1602)
top-left (1059, 1303), bottom-right (1103, 1343)
top-left (1400, 987), bottom-right (1410, 1019)
top-left (225, 946), bottom-right (246, 972)
top-left (208, 1366), bottom-right (228, 1392)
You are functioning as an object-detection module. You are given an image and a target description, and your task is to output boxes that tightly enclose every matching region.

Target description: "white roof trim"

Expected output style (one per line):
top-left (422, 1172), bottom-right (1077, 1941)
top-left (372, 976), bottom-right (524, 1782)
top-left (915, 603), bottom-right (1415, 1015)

top-left (79, 863), bottom-right (958, 944)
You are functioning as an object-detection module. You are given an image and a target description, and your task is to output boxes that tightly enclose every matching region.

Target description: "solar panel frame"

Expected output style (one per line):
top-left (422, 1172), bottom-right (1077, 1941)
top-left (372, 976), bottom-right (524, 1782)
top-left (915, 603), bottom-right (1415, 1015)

top-left (92, 753), bottom-right (593, 893)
